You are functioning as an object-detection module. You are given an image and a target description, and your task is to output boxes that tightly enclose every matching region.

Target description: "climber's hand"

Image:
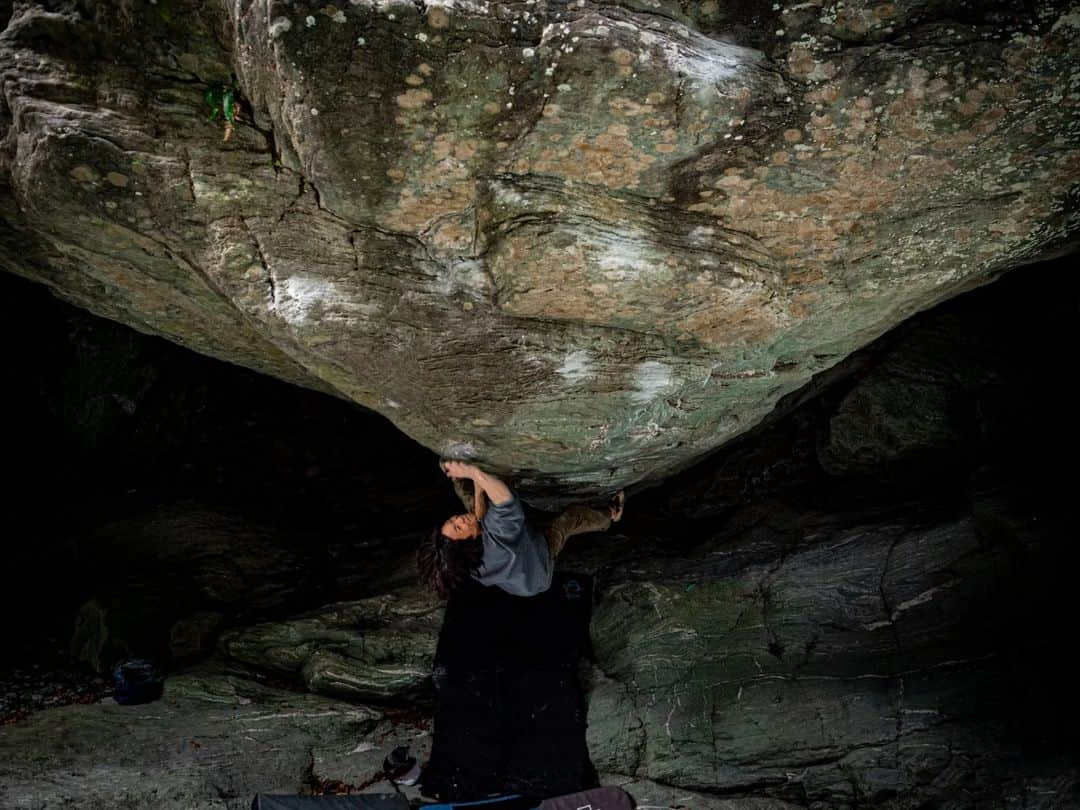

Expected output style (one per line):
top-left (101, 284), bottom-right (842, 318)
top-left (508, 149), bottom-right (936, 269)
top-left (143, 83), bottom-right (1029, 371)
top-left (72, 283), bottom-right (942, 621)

top-left (441, 460), bottom-right (479, 480)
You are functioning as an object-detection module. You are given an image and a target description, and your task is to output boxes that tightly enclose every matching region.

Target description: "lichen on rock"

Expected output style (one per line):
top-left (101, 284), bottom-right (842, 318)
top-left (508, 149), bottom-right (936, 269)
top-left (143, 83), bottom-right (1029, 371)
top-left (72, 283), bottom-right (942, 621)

top-left (1, 0), bottom-right (1078, 498)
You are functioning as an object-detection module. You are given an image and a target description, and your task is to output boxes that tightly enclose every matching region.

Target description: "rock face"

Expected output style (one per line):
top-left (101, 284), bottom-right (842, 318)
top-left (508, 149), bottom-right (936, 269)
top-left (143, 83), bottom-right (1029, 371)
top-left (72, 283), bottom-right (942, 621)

top-left (0, 670), bottom-right (393, 809)
top-left (2, 1), bottom-right (1078, 494)
top-left (65, 504), bottom-right (322, 672)
top-left (584, 483), bottom-right (1078, 807)
top-left (219, 586), bottom-right (444, 702)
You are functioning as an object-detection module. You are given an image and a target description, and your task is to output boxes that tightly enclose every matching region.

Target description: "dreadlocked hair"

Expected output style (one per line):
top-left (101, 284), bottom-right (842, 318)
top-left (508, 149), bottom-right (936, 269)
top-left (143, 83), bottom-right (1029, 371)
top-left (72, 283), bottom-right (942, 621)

top-left (417, 525), bottom-right (485, 598)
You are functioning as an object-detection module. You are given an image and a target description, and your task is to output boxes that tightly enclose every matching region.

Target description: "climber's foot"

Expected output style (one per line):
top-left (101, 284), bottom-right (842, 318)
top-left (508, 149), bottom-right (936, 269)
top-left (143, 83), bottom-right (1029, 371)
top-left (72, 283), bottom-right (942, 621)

top-left (609, 491), bottom-right (625, 523)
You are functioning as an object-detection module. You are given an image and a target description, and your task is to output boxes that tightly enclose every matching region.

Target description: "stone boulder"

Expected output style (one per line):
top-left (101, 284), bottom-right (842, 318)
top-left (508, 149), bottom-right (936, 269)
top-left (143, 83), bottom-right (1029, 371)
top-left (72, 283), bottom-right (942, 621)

top-left (819, 262), bottom-right (1077, 486)
top-left (169, 610), bottom-right (225, 662)
top-left (585, 478), bottom-right (1078, 807)
top-left (82, 504), bottom-right (321, 614)
top-left (2, 1), bottom-right (1077, 494)
top-left (63, 504), bottom-right (323, 672)
top-left (0, 670), bottom-right (384, 810)
top-left (219, 586), bottom-right (444, 703)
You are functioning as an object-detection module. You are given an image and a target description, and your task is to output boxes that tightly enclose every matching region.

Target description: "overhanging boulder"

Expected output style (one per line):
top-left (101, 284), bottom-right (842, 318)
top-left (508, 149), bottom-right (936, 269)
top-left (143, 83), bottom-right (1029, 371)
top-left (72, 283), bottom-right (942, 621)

top-left (1, 1), bottom-right (1077, 494)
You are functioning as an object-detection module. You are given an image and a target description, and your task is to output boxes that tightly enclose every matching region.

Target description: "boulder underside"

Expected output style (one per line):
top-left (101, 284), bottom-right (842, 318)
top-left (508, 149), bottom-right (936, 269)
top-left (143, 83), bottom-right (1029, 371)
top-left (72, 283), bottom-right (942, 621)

top-left (2, 0), bottom-right (1079, 494)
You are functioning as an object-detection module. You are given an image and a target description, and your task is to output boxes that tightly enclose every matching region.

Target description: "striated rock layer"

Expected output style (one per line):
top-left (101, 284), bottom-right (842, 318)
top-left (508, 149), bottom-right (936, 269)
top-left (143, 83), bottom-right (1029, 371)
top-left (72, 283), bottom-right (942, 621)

top-left (0, 671), bottom-right (396, 809)
top-left (2, 0), bottom-right (1079, 493)
top-left (219, 586), bottom-right (444, 702)
top-left (583, 485), bottom-right (1077, 807)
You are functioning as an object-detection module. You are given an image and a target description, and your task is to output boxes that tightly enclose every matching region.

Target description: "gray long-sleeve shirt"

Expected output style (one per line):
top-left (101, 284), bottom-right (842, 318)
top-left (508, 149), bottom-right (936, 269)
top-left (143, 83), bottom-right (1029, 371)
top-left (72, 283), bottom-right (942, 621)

top-left (473, 493), bottom-right (553, 597)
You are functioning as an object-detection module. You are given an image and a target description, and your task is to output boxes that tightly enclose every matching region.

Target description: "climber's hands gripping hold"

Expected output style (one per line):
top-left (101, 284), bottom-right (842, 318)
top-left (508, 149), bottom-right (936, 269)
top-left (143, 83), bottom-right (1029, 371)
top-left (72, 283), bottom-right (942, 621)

top-left (440, 459), bottom-right (513, 509)
top-left (441, 460), bottom-right (480, 481)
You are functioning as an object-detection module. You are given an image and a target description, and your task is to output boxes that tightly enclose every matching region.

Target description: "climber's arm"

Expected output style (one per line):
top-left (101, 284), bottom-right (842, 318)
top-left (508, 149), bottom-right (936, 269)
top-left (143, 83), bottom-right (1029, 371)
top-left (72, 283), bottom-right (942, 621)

top-left (441, 461), bottom-right (513, 506)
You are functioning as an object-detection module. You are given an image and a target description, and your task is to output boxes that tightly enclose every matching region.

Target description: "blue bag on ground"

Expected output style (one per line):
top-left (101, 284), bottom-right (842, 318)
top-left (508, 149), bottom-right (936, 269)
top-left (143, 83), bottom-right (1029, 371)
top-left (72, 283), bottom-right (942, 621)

top-left (251, 795), bottom-right (409, 809)
top-left (111, 659), bottom-right (164, 705)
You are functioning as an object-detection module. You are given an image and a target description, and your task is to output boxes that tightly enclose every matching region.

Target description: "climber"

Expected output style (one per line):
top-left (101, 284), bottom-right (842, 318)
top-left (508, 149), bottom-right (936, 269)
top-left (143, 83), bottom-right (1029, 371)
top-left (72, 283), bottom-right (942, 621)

top-left (417, 460), bottom-right (624, 598)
